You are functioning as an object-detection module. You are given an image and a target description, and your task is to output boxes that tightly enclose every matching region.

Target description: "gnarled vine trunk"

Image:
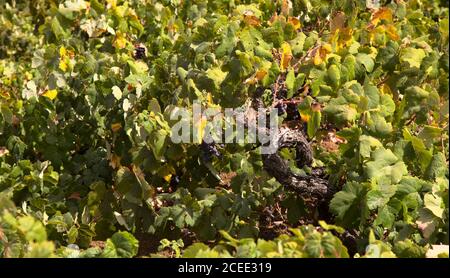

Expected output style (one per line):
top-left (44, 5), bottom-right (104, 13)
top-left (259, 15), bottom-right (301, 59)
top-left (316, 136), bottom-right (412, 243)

top-left (243, 97), bottom-right (335, 203)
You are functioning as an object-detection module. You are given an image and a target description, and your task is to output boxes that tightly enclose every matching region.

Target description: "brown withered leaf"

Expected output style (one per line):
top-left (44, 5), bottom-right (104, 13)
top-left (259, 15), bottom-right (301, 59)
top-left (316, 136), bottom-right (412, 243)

top-left (219, 172), bottom-right (237, 186)
top-left (320, 130), bottom-right (347, 153)
top-left (109, 153), bottom-right (122, 169)
top-left (330, 12), bottom-right (346, 33)
top-left (243, 14), bottom-right (261, 26)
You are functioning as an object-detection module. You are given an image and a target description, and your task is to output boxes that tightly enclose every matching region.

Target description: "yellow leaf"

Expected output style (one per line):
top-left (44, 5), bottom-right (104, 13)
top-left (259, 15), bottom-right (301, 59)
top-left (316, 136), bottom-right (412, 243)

top-left (280, 42), bottom-right (292, 72)
top-left (322, 43), bottom-right (332, 52)
top-left (106, 0), bottom-right (117, 9)
top-left (59, 46), bottom-right (67, 57)
top-left (245, 68), bottom-right (268, 85)
top-left (206, 93), bottom-right (213, 105)
top-left (340, 28), bottom-right (353, 43)
top-left (313, 54), bottom-right (322, 66)
top-left (313, 44), bottom-right (332, 66)
top-left (163, 174), bottom-right (172, 182)
top-left (385, 24), bottom-right (400, 41)
top-left (332, 27), bottom-right (354, 51)
top-left (25, 71), bottom-right (33, 80)
top-left (42, 89), bottom-right (58, 100)
top-left (158, 165), bottom-right (176, 181)
top-left (195, 116), bottom-right (208, 144)
top-left (300, 112), bottom-right (310, 122)
top-left (288, 17), bottom-right (301, 30)
top-left (369, 24), bottom-right (399, 45)
top-left (370, 7), bottom-right (392, 27)
top-left (59, 60), bottom-right (68, 72)
top-left (167, 23), bottom-right (179, 33)
top-left (111, 123), bottom-right (122, 132)
top-left (114, 32), bottom-right (127, 49)
top-left (206, 93), bottom-right (220, 108)
top-left (114, 5), bottom-right (127, 17)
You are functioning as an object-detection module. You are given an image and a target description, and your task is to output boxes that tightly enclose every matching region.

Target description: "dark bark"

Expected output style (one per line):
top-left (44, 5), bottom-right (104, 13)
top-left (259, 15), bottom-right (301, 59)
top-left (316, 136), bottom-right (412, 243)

top-left (261, 127), bottom-right (333, 201)
top-left (246, 97), bottom-right (334, 202)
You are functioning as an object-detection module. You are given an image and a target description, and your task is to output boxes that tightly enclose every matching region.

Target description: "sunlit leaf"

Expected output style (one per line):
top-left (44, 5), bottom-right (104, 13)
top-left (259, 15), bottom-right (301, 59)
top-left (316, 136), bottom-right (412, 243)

top-left (42, 89), bottom-right (58, 100)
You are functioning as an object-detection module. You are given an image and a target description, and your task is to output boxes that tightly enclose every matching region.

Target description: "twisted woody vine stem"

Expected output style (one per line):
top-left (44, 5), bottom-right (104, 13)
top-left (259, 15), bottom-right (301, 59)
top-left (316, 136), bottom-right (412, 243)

top-left (242, 92), bottom-right (334, 203)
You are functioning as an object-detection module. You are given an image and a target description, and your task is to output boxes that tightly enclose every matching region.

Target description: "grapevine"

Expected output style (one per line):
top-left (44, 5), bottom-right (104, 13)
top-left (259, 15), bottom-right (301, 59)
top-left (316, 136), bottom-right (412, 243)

top-left (0, 0), bottom-right (448, 259)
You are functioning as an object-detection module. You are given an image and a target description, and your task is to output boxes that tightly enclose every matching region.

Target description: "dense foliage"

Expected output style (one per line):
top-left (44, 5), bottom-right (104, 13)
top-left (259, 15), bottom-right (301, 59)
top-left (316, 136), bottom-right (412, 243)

top-left (0, 0), bottom-right (448, 258)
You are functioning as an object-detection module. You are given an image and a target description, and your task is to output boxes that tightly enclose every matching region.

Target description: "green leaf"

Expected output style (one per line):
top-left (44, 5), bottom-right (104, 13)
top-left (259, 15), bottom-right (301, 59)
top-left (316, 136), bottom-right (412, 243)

top-left (51, 17), bottom-right (67, 40)
top-left (366, 183), bottom-right (397, 210)
top-left (406, 133), bottom-right (433, 173)
top-left (18, 216), bottom-right (47, 243)
top-left (171, 205), bottom-right (196, 228)
top-left (262, 62), bottom-right (280, 87)
top-left (67, 226), bottom-right (78, 244)
top-left (318, 221), bottom-right (345, 234)
top-left (307, 110), bottom-right (321, 138)
top-left (365, 112), bottom-right (393, 137)
top-left (416, 208), bottom-right (439, 239)
top-left (424, 193), bottom-right (444, 218)
top-left (290, 32), bottom-right (306, 55)
top-left (182, 243), bottom-right (212, 258)
top-left (285, 69), bottom-right (296, 98)
top-left (363, 82), bottom-right (380, 109)
top-left (425, 152), bottom-right (448, 180)
top-left (365, 148), bottom-right (407, 184)
top-left (25, 242), bottom-right (56, 258)
top-left (359, 135), bottom-right (382, 159)
top-left (127, 60), bottom-right (148, 75)
top-left (206, 67), bottom-right (227, 90)
top-left (405, 86), bottom-right (429, 100)
top-left (418, 125), bottom-right (442, 147)
top-left (396, 176), bottom-right (427, 197)
top-left (323, 103), bottom-right (357, 126)
top-left (356, 53), bottom-right (374, 72)
top-left (303, 230), bottom-right (349, 258)
top-left (0, 105), bottom-right (13, 124)
top-left (363, 242), bottom-right (396, 258)
top-left (400, 47), bottom-right (426, 69)
top-left (379, 94), bottom-right (395, 117)
top-left (281, 195), bottom-right (306, 224)
top-left (115, 167), bottom-right (136, 195)
top-left (149, 130), bottom-right (167, 160)
top-left (327, 64), bottom-right (340, 88)
top-left (102, 231), bottom-right (139, 258)
top-left (330, 182), bottom-right (368, 227)
top-left (373, 206), bottom-right (396, 228)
